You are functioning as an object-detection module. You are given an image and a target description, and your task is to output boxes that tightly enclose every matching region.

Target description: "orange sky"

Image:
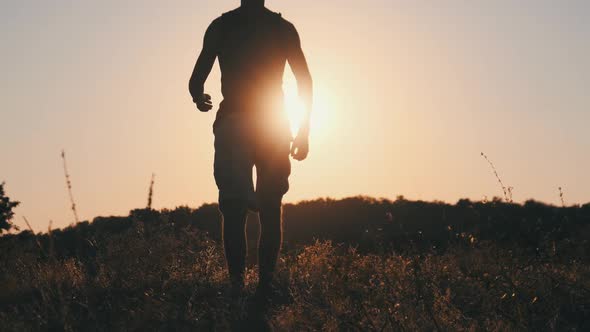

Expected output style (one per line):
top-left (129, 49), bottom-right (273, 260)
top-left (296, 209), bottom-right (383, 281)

top-left (1, 1), bottom-right (589, 230)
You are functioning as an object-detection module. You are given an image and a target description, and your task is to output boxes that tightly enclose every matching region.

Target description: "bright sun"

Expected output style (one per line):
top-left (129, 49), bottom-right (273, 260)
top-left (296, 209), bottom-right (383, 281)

top-left (283, 79), bottom-right (329, 138)
top-left (284, 88), bottom-right (305, 136)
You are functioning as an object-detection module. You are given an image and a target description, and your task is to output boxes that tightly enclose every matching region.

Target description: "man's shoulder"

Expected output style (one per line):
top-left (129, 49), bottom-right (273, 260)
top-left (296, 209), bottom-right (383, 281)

top-left (266, 9), bottom-right (295, 28)
top-left (208, 8), bottom-right (240, 28)
top-left (220, 8), bottom-right (241, 20)
top-left (211, 8), bottom-right (296, 32)
top-left (208, 9), bottom-right (232, 26)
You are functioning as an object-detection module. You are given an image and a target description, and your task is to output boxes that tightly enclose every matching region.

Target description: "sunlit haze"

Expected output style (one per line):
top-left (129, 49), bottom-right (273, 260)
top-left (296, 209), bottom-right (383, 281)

top-left (1, 0), bottom-right (589, 230)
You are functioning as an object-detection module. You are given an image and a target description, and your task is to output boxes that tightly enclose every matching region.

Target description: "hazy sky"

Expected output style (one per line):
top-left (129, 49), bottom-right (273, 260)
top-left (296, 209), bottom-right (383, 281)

top-left (1, 0), bottom-right (589, 230)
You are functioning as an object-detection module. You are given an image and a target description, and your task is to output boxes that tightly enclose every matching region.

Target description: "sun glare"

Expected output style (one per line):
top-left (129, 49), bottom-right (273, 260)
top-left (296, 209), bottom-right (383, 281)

top-left (283, 80), bottom-right (329, 138)
top-left (284, 87), bottom-right (305, 136)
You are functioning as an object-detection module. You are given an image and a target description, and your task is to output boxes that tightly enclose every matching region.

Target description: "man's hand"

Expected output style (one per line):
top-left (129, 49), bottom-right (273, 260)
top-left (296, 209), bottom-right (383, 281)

top-left (195, 93), bottom-right (213, 112)
top-left (291, 129), bottom-right (309, 161)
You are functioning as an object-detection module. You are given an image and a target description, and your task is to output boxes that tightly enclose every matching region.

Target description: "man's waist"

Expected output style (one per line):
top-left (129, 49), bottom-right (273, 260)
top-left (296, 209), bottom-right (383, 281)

top-left (213, 105), bottom-right (292, 140)
top-left (219, 96), bottom-right (284, 112)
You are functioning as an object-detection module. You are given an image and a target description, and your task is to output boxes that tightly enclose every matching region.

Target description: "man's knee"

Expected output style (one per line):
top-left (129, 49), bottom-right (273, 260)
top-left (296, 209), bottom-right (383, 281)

top-left (258, 195), bottom-right (283, 234)
top-left (219, 198), bottom-right (249, 216)
top-left (257, 191), bottom-right (283, 210)
top-left (219, 199), bottom-right (248, 238)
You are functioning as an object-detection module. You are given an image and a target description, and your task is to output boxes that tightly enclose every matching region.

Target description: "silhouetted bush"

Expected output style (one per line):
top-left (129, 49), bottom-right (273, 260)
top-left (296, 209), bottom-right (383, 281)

top-left (0, 182), bottom-right (19, 233)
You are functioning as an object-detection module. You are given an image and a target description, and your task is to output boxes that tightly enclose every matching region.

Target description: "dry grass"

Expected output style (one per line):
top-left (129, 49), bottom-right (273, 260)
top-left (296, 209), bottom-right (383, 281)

top-left (274, 241), bottom-right (590, 331)
top-left (0, 201), bottom-right (589, 331)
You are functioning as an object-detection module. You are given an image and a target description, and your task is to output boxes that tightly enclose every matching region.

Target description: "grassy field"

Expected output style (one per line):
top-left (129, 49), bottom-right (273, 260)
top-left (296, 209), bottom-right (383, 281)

top-left (1, 197), bottom-right (589, 331)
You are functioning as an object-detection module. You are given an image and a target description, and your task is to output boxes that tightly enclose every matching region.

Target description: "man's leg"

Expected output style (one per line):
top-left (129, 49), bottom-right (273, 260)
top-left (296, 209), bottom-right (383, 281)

top-left (213, 114), bottom-right (255, 295)
top-left (220, 200), bottom-right (248, 294)
top-left (255, 130), bottom-right (291, 291)
top-left (257, 197), bottom-right (283, 288)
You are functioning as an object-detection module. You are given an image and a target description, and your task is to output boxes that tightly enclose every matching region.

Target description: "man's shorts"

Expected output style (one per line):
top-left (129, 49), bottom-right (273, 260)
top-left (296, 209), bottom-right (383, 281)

top-left (213, 111), bottom-right (292, 212)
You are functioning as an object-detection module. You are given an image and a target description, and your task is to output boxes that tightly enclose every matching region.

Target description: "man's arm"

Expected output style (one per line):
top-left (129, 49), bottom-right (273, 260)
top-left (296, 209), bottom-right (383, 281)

top-left (286, 23), bottom-right (313, 160)
top-left (189, 19), bottom-right (220, 112)
top-left (286, 23), bottom-right (313, 134)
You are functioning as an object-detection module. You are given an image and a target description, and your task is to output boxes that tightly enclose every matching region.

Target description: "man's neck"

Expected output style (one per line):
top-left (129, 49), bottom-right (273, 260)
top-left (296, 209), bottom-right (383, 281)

top-left (241, 0), bottom-right (265, 10)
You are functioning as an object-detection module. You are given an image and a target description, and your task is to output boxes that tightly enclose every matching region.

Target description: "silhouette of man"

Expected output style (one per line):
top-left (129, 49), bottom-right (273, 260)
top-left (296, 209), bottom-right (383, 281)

top-left (189, 0), bottom-right (312, 299)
